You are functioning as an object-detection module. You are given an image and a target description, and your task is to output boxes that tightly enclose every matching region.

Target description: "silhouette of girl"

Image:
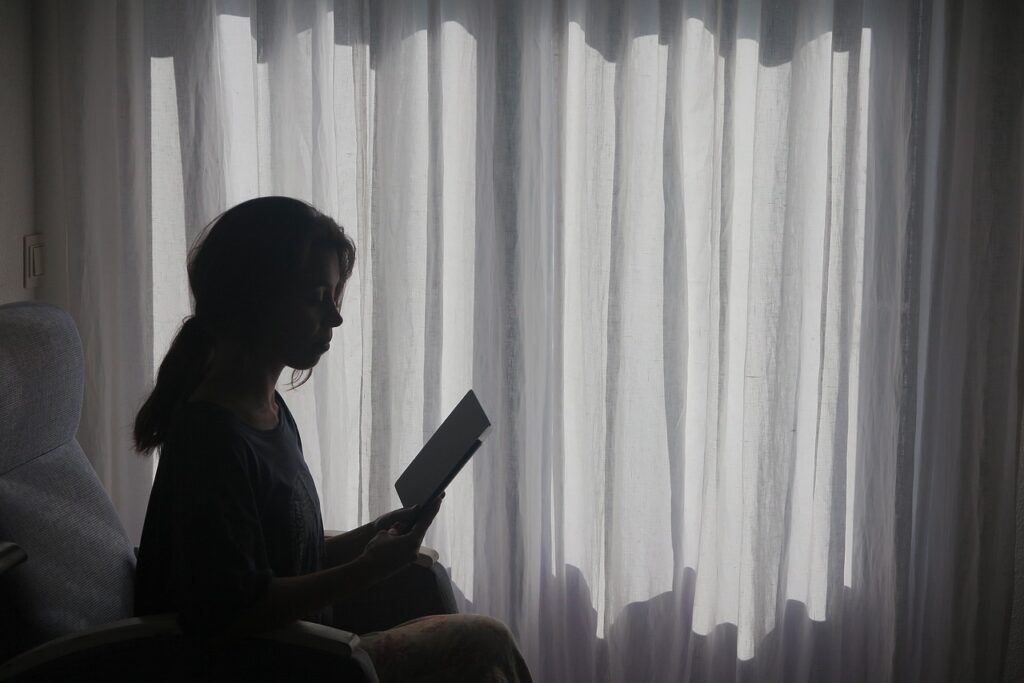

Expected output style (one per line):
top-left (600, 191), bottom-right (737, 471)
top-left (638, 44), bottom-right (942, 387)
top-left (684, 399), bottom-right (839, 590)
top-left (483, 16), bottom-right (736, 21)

top-left (133, 196), bottom-right (530, 681)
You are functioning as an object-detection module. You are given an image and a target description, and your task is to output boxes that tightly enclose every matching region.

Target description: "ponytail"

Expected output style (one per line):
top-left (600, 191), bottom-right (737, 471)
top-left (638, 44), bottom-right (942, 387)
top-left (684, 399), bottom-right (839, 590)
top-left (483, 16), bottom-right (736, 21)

top-left (133, 316), bottom-right (214, 454)
top-left (134, 196), bottom-right (356, 454)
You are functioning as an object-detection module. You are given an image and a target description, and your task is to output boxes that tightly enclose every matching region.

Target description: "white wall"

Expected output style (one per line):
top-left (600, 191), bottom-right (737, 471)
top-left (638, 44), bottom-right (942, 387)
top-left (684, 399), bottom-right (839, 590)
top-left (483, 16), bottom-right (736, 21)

top-left (0, 0), bottom-right (34, 305)
top-left (31, 0), bottom-right (70, 312)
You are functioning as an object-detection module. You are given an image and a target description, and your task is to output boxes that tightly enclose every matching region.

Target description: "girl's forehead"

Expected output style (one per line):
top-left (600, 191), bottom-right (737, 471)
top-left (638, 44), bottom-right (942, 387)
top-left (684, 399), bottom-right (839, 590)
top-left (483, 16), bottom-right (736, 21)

top-left (298, 248), bottom-right (341, 280)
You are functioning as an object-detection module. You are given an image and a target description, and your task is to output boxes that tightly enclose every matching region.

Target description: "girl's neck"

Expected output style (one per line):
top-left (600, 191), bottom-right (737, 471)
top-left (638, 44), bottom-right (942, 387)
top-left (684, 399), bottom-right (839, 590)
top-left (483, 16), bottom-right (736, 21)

top-left (190, 344), bottom-right (284, 429)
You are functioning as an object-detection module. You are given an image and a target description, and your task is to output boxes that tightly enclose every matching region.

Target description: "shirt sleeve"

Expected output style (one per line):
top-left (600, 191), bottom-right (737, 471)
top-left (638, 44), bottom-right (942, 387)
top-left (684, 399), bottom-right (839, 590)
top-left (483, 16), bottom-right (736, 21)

top-left (171, 417), bottom-right (273, 639)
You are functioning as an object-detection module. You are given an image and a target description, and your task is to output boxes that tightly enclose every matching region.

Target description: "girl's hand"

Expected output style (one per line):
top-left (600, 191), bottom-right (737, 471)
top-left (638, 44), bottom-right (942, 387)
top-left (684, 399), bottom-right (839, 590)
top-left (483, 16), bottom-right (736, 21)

top-left (361, 496), bottom-right (443, 576)
top-left (372, 492), bottom-right (445, 534)
top-left (372, 507), bottom-right (418, 533)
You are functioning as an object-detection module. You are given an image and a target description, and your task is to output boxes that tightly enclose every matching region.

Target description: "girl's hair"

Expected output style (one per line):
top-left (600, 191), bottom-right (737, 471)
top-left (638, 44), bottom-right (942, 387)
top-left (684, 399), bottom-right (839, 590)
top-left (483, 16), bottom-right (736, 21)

top-left (133, 196), bottom-right (356, 454)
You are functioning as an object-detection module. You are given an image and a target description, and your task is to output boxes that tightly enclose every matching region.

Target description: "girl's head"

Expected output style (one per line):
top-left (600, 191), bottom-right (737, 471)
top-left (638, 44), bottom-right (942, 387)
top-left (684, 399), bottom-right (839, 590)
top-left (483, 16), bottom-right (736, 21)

top-left (134, 196), bottom-right (356, 454)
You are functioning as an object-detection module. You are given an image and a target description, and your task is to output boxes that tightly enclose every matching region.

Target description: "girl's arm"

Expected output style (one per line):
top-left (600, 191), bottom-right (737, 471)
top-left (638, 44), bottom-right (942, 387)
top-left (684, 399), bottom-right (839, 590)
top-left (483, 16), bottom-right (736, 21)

top-left (323, 522), bottom-right (378, 567)
top-left (222, 550), bottom-right (391, 639)
top-left (223, 497), bottom-right (442, 640)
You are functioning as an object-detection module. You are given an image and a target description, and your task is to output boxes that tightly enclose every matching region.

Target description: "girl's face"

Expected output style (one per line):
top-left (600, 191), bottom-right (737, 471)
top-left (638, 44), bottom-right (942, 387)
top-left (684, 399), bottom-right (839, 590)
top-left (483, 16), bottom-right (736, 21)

top-left (263, 246), bottom-right (345, 371)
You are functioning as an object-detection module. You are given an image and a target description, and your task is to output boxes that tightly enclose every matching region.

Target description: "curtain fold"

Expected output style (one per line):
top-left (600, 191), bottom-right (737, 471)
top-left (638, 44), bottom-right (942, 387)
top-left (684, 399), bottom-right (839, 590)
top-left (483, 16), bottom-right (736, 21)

top-left (31, 0), bottom-right (1023, 681)
top-left (900, 1), bottom-right (1024, 680)
top-left (33, 0), bottom-right (156, 542)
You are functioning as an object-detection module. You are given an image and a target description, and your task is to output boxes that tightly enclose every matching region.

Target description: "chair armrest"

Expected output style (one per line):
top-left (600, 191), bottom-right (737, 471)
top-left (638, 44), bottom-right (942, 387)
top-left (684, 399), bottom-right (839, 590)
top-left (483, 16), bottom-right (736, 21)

top-left (415, 545), bottom-right (439, 568)
top-left (251, 621), bottom-right (378, 682)
top-left (0, 615), bottom-right (182, 679)
top-left (0, 615), bottom-right (376, 682)
top-left (256, 619), bottom-right (361, 657)
top-left (0, 542), bottom-right (27, 576)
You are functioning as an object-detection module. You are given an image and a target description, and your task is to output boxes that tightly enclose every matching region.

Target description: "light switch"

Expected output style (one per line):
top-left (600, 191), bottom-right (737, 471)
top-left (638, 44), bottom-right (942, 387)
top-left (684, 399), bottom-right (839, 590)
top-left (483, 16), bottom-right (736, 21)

top-left (23, 234), bottom-right (43, 289)
top-left (30, 245), bottom-right (44, 276)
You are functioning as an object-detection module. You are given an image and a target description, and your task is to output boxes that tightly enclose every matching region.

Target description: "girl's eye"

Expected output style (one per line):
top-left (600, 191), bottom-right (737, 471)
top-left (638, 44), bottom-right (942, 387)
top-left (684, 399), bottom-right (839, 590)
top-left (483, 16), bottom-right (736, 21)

top-left (305, 289), bottom-right (328, 305)
top-left (305, 289), bottom-right (342, 313)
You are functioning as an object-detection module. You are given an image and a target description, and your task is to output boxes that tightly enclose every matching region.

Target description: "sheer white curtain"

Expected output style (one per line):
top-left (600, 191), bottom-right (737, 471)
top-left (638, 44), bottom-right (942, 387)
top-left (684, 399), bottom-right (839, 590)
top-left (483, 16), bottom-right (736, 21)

top-left (32, 0), bottom-right (1023, 681)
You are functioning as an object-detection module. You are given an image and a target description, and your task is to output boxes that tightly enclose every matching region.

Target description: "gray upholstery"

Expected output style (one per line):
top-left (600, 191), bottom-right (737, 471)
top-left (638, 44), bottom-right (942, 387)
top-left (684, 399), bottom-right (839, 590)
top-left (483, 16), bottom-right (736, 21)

top-left (0, 302), bottom-right (84, 472)
top-left (0, 303), bottom-right (137, 661)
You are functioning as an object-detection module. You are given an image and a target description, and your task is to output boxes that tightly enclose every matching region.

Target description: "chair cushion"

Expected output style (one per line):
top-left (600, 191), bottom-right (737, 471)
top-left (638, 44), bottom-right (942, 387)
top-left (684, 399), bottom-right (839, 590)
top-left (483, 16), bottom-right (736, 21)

top-left (0, 302), bottom-right (136, 661)
top-left (0, 302), bottom-right (84, 474)
top-left (0, 443), bottom-right (137, 661)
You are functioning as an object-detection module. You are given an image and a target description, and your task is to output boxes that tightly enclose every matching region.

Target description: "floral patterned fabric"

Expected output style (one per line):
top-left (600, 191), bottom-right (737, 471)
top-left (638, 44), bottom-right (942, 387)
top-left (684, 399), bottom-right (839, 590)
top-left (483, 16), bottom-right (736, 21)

top-left (359, 614), bottom-right (533, 682)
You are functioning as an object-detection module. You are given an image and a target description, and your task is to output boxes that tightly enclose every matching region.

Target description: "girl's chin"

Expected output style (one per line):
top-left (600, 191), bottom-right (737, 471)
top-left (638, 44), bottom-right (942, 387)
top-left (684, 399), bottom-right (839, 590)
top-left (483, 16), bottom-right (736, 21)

top-left (288, 355), bottom-right (322, 371)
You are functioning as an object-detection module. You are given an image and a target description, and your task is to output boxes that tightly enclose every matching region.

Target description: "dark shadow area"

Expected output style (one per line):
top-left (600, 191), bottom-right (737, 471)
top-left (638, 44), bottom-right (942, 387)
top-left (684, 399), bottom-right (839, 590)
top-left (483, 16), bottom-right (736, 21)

top-left (600, 576), bottom-right (864, 683)
top-left (444, 565), bottom-right (876, 679)
top-left (445, 563), bottom-right (872, 683)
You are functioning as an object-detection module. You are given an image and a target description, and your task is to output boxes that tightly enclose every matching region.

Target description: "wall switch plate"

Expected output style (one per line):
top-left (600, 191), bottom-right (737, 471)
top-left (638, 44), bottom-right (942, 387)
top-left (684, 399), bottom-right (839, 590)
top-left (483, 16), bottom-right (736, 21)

top-left (23, 234), bottom-right (43, 289)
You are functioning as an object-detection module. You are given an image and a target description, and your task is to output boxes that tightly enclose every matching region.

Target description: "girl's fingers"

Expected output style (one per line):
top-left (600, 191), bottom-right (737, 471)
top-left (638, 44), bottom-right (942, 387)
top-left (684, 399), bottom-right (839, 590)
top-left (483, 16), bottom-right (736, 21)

top-left (412, 498), bottom-right (442, 534)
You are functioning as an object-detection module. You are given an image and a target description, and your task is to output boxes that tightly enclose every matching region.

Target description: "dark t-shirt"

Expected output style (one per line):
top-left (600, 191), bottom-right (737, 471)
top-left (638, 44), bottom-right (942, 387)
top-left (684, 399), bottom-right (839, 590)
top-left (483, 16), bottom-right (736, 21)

top-left (134, 391), bottom-right (328, 638)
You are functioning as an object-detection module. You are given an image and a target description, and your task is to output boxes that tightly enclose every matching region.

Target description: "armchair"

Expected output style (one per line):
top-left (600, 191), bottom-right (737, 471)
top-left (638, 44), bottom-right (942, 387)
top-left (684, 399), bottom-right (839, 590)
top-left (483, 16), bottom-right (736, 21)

top-left (0, 302), bottom-right (455, 681)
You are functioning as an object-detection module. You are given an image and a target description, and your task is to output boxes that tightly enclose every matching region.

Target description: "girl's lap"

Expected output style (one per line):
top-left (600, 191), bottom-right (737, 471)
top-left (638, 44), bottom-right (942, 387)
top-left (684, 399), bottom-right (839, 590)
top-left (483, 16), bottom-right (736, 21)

top-left (359, 614), bottom-right (531, 682)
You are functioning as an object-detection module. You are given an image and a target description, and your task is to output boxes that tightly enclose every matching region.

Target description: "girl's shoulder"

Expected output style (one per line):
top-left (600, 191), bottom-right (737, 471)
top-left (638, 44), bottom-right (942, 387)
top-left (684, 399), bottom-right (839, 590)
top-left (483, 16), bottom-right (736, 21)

top-left (164, 400), bottom-right (257, 459)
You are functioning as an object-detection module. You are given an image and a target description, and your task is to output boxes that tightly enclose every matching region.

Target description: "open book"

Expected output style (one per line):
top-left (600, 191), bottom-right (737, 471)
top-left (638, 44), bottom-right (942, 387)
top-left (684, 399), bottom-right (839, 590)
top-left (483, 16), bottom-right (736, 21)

top-left (394, 390), bottom-right (492, 511)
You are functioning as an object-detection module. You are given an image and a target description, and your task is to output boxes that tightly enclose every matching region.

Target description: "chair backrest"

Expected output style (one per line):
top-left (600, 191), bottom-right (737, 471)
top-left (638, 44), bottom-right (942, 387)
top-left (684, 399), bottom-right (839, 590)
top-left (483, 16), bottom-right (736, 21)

top-left (0, 302), bottom-right (136, 661)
